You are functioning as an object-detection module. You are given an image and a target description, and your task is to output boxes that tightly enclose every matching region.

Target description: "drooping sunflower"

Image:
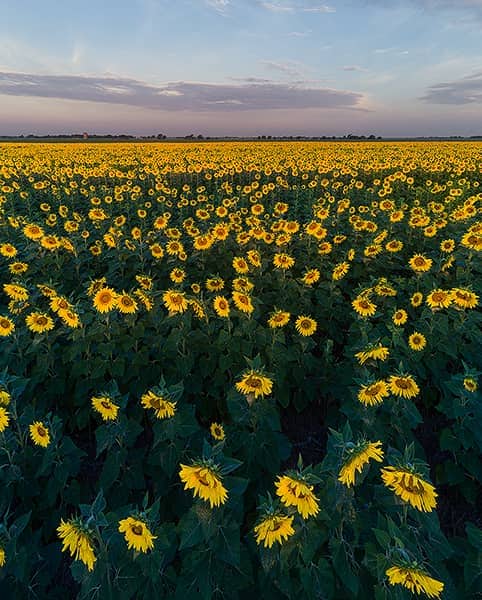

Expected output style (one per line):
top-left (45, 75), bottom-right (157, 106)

top-left (338, 440), bottom-right (384, 486)
top-left (118, 517), bottom-right (157, 553)
top-left (179, 461), bottom-right (228, 508)
top-left (332, 261), bottom-right (350, 281)
top-left (254, 512), bottom-right (295, 548)
top-left (59, 309), bottom-right (81, 328)
top-left (0, 316), bottom-right (15, 337)
top-left (357, 380), bottom-right (389, 406)
top-left (3, 283), bottom-right (28, 301)
top-left (141, 390), bottom-right (176, 419)
top-left (0, 390), bottom-right (11, 406)
top-left (93, 287), bottom-right (118, 313)
top-left (57, 518), bottom-right (96, 571)
top-left (408, 332), bottom-right (426, 351)
top-left (275, 474), bottom-right (319, 519)
top-left (163, 290), bottom-right (188, 314)
top-left (273, 253), bottom-right (295, 270)
top-left (354, 344), bottom-right (389, 365)
top-left (381, 466), bottom-right (437, 512)
top-left (268, 310), bottom-right (290, 329)
top-left (29, 421), bottom-right (51, 447)
top-left (236, 369), bottom-right (273, 399)
top-left (295, 315), bottom-right (317, 337)
top-left (91, 396), bottom-right (119, 421)
top-left (213, 295), bottom-right (230, 318)
top-left (25, 312), bottom-right (54, 334)
top-left (386, 564), bottom-right (444, 598)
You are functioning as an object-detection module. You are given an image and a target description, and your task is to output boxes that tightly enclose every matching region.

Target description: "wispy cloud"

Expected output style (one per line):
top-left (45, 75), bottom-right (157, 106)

top-left (421, 70), bottom-right (482, 104)
top-left (260, 1), bottom-right (335, 13)
top-left (205, 0), bottom-right (230, 13)
top-left (0, 71), bottom-right (364, 111)
top-left (342, 65), bottom-right (368, 72)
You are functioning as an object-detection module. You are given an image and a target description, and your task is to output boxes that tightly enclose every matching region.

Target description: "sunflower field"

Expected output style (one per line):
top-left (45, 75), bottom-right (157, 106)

top-left (0, 141), bottom-right (481, 599)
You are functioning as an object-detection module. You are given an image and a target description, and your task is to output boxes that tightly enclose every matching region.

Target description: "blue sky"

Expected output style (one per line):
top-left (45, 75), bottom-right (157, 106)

top-left (1, 0), bottom-right (481, 136)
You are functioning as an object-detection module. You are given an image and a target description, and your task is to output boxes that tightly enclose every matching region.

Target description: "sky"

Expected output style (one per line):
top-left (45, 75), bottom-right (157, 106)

top-left (0, 0), bottom-right (481, 137)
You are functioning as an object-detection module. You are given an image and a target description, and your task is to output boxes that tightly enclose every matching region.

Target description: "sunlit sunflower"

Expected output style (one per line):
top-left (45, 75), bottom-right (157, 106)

top-left (25, 312), bottom-right (54, 334)
top-left (357, 380), bottom-right (389, 406)
top-left (29, 421), bottom-right (51, 447)
top-left (254, 512), bottom-right (295, 548)
top-left (355, 344), bottom-right (389, 365)
top-left (463, 377), bottom-right (477, 392)
top-left (3, 283), bottom-right (28, 301)
top-left (410, 292), bottom-right (423, 307)
top-left (117, 292), bottom-right (138, 314)
top-left (118, 517), bottom-right (157, 553)
top-left (426, 289), bottom-right (452, 310)
top-left (388, 374), bottom-right (419, 398)
top-left (408, 332), bottom-right (426, 351)
top-left (440, 238), bottom-right (455, 253)
top-left (275, 474), bottom-right (319, 519)
top-left (0, 316), bottom-right (15, 337)
top-left (409, 254), bottom-right (433, 273)
top-left (392, 309), bottom-right (408, 326)
top-left (381, 466), bottom-right (437, 512)
top-left (295, 315), bottom-right (317, 336)
top-left (386, 564), bottom-right (444, 598)
top-left (91, 396), bottom-right (119, 421)
top-left (268, 310), bottom-right (290, 328)
top-left (213, 295), bottom-right (230, 318)
top-left (338, 440), bottom-right (384, 486)
top-left (163, 290), bottom-right (188, 314)
top-left (352, 296), bottom-right (377, 318)
top-left (332, 261), bottom-right (350, 280)
top-left (302, 268), bottom-right (320, 286)
top-left (236, 369), bottom-right (273, 399)
top-left (179, 461), bottom-right (228, 508)
top-left (232, 291), bottom-right (254, 314)
top-left (141, 390), bottom-right (176, 419)
top-left (450, 288), bottom-right (478, 309)
top-left (0, 407), bottom-right (10, 433)
top-left (93, 287), bottom-right (117, 313)
top-left (210, 422), bottom-right (225, 441)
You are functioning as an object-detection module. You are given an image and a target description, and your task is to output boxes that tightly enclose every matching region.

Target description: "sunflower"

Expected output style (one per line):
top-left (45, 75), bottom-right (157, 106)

top-left (463, 377), bottom-right (477, 392)
top-left (440, 238), bottom-right (455, 253)
top-left (301, 268), bottom-right (320, 286)
top-left (426, 289), bottom-right (452, 310)
top-left (254, 513), bottom-right (295, 548)
top-left (232, 291), bottom-right (254, 314)
top-left (410, 292), bottom-right (423, 307)
top-left (352, 296), bottom-right (377, 318)
top-left (232, 257), bottom-right (250, 274)
top-left (3, 283), bottom-right (28, 301)
top-left (25, 312), bottom-right (54, 334)
top-left (117, 292), bottom-right (138, 314)
top-left (163, 290), bottom-right (188, 314)
top-left (268, 310), bottom-right (290, 328)
top-left (59, 309), bottom-right (81, 328)
top-left (332, 261), bottom-right (350, 280)
top-left (8, 262), bottom-right (28, 275)
top-left (118, 517), bottom-right (157, 553)
top-left (91, 396), bottom-right (119, 421)
top-left (386, 565), bottom-right (444, 598)
top-left (275, 474), bottom-right (319, 519)
top-left (93, 287), bottom-right (117, 313)
top-left (141, 390), bottom-right (176, 419)
top-left (0, 243), bottom-right (17, 258)
top-left (388, 374), bottom-right (419, 398)
top-left (385, 239), bottom-right (403, 252)
top-left (210, 422), bottom-right (225, 441)
top-left (206, 277), bottom-right (225, 292)
top-left (295, 315), bottom-right (317, 336)
top-left (150, 243), bottom-right (164, 259)
top-left (0, 547), bottom-right (5, 567)
top-left (392, 309), bottom-right (408, 326)
top-left (338, 440), bottom-right (384, 486)
top-left (273, 253), bottom-right (295, 270)
top-left (381, 466), bottom-right (437, 512)
top-left (213, 296), bottom-right (230, 318)
top-left (355, 344), bottom-right (389, 365)
top-left (0, 316), bottom-right (15, 337)
top-left (170, 268), bottom-right (186, 283)
top-left (461, 231), bottom-right (482, 251)
top-left (50, 296), bottom-right (71, 313)
top-left (0, 390), bottom-right (11, 406)
top-left (57, 518), bottom-right (96, 571)
top-left (179, 461), bottom-right (228, 508)
top-left (23, 223), bottom-right (44, 240)
top-left (409, 254), bottom-right (433, 272)
top-left (0, 407), bottom-right (10, 433)
top-left (29, 421), bottom-right (51, 447)
top-left (236, 370), bottom-right (273, 399)
top-left (408, 332), bottom-right (426, 351)
top-left (357, 380), bottom-right (390, 406)
top-left (450, 288), bottom-right (478, 309)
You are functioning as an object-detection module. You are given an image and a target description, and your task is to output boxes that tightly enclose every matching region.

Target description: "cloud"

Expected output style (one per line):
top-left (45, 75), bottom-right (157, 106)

top-left (363, 0), bottom-right (482, 19)
top-left (421, 70), bottom-right (482, 104)
top-left (260, 1), bottom-right (335, 13)
top-left (259, 60), bottom-right (307, 78)
top-left (0, 71), bottom-right (364, 112)
top-left (342, 65), bottom-right (368, 72)
top-left (205, 0), bottom-right (230, 13)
